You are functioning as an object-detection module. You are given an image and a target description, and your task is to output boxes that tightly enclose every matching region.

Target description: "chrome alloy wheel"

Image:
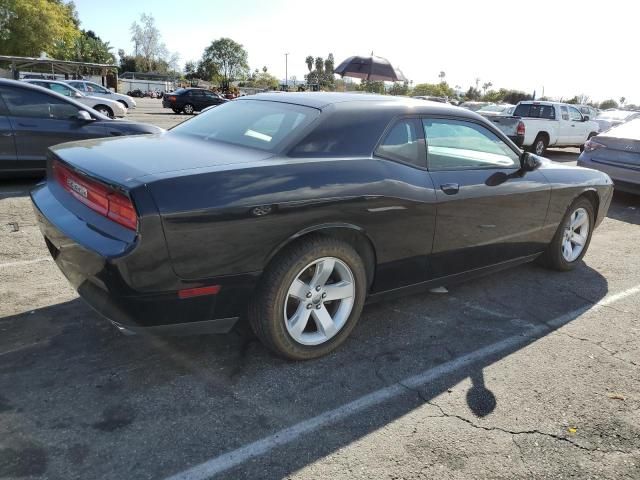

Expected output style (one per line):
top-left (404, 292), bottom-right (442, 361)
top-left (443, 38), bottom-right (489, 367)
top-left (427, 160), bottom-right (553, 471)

top-left (284, 257), bottom-right (355, 346)
top-left (562, 207), bottom-right (590, 262)
top-left (535, 139), bottom-right (545, 155)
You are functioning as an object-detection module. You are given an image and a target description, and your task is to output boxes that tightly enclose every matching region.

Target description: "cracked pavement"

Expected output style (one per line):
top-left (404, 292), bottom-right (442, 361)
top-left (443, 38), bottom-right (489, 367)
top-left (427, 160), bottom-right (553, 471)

top-left (1, 101), bottom-right (639, 479)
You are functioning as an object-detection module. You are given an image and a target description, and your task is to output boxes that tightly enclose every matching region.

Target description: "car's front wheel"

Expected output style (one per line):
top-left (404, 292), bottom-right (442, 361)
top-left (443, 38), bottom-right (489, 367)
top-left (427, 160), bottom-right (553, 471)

top-left (183, 103), bottom-right (195, 115)
top-left (94, 105), bottom-right (114, 118)
top-left (249, 236), bottom-right (367, 360)
top-left (539, 197), bottom-right (594, 271)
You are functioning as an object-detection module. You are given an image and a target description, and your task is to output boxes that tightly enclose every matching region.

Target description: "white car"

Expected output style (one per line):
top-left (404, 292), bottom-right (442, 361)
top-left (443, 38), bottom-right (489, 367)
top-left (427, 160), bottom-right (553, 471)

top-left (22, 80), bottom-right (127, 118)
top-left (65, 80), bottom-right (137, 109)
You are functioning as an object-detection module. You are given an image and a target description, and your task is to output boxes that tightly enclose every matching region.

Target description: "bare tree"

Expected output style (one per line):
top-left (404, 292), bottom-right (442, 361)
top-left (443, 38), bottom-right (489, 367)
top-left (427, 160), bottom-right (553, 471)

top-left (130, 13), bottom-right (168, 71)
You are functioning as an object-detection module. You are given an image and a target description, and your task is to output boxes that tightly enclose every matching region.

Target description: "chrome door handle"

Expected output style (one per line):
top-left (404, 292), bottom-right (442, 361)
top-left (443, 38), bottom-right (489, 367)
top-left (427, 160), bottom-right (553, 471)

top-left (440, 183), bottom-right (460, 195)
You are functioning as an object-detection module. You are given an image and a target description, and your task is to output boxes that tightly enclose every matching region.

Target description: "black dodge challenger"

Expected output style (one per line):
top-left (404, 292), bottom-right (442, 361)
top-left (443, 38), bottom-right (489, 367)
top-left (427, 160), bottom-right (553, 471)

top-left (31, 93), bottom-right (614, 359)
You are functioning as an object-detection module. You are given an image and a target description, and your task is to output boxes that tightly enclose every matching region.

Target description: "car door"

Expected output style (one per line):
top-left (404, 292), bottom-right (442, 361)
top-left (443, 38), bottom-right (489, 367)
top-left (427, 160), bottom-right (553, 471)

top-left (0, 85), bottom-right (109, 169)
top-left (191, 90), bottom-right (207, 110)
top-left (558, 105), bottom-right (574, 144)
top-left (423, 117), bottom-right (551, 278)
top-left (0, 94), bottom-right (18, 170)
top-left (568, 106), bottom-right (588, 144)
top-left (202, 91), bottom-right (221, 107)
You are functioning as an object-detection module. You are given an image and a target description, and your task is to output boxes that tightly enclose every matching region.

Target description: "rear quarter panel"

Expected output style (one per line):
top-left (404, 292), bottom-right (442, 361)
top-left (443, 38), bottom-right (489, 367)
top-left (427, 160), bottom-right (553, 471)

top-left (147, 157), bottom-right (438, 292)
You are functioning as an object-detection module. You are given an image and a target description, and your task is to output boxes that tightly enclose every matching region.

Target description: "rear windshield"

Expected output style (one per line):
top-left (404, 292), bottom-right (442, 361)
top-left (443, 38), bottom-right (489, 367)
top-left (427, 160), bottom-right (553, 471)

top-left (514, 103), bottom-right (556, 119)
top-left (170, 100), bottom-right (319, 152)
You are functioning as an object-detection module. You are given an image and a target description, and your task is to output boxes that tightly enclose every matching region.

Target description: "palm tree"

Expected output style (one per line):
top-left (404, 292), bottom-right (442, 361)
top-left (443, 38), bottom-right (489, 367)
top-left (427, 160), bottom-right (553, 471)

top-left (438, 71), bottom-right (446, 83)
top-left (262, 66), bottom-right (267, 73)
top-left (305, 56), bottom-right (314, 72)
top-left (482, 81), bottom-right (493, 95)
top-left (475, 77), bottom-right (480, 89)
top-left (620, 96), bottom-right (626, 107)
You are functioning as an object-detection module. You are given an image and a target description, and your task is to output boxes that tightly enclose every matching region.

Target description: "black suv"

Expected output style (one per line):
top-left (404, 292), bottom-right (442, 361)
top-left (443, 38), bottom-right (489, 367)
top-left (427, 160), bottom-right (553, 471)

top-left (162, 88), bottom-right (228, 114)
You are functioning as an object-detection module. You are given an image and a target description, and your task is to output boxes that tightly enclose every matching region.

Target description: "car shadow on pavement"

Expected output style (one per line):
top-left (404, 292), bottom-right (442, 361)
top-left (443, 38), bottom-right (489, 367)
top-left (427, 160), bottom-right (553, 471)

top-left (0, 262), bottom-right (610, 479)
top-left (606, 191), bottom-right (640, 225)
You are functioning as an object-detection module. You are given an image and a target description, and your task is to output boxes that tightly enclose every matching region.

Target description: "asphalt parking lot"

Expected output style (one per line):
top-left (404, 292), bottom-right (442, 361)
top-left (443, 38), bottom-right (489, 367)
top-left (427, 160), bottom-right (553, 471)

top-left (1, 98), bottom-right (639, 480)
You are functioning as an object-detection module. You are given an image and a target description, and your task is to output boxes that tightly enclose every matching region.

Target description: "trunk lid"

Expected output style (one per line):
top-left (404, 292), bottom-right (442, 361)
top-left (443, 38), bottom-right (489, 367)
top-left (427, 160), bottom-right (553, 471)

top-left (49, 132), bottom-right (274, 188)
top-left (591, 120), bottom-right (640, 168)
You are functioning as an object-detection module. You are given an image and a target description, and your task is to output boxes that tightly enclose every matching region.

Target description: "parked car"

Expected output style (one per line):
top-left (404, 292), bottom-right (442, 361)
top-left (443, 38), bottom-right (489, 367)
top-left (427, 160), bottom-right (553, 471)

top-left (23, 79), bottom-right (127, 118)
top-left (594, 110), bottom-right (640, 133)
top-left (578, 118), bottom-right (640, 194)
top-left (486, 101), bottom-right (600, 154)
top-left (0, 79), bottom-right (162, 175)
top-left (477, 103), bottom-right (515, 116)
top-left (65, 80), bottom-right (137, 110)
top-left (31, 93), bottom-right (613, 359)
top-left (412, 95), bottom-right (449, 104)
top-left (162, 88), bottom-right (228, 114)
top-left (459, 101), bottom-right (490, 111)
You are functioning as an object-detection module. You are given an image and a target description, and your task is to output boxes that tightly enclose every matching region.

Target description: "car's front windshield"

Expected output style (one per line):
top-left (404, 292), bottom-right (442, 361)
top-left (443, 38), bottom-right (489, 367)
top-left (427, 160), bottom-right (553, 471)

top-left (170, 100), bottom-right (320, 152)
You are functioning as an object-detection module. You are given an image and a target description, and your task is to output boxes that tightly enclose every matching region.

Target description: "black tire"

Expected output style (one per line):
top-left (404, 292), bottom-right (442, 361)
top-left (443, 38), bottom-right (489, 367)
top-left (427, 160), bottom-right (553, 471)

top-left (183, 103), bottom-right (195, 115)
top-left (580, 133), bottom-right (598, 153)
top-left (529, 134), bottom-right (548, 156)
top-left (538, 196), bottom-right (595, 271)
top-left (248, 235), bottom-right (367, 360)
top-left (94, 105), bottom-right (113, 118)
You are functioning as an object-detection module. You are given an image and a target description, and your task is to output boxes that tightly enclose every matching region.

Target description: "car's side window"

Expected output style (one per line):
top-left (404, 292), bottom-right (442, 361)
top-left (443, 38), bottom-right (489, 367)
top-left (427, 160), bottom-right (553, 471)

top-left (1, 87), bottom-right (80, 120)
top-left (423, 118), bottom-right (520, 171)
top-left (560, 106), bottom-right (569, 121)
top-left (87, 82), bottom-right (108, 94)
top-left (69, 82), bottom-right (86, 92)
top-left (375, 118), bottom-right (424, 167)
top-left (568, 106), bottom-right (582, 122)
top-left (49, 83), bottom-right (72, 96)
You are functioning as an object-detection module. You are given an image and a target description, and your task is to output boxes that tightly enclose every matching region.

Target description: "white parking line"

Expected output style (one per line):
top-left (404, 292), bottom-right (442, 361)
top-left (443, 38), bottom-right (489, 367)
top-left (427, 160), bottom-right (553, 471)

top-left (0, 258), bottom-right (52, 269)
top-left (165, 283), bottom-right (640, 480)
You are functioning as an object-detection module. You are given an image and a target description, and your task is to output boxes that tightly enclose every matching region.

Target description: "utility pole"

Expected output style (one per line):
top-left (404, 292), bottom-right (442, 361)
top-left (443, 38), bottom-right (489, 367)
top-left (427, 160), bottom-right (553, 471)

top-left (285, 53), bottom-right (289, 90)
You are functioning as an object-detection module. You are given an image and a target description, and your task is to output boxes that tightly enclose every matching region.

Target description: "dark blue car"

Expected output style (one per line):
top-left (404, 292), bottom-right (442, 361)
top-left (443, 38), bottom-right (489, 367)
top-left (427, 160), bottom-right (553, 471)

top-left (0, 79), bottom-right (162, 175)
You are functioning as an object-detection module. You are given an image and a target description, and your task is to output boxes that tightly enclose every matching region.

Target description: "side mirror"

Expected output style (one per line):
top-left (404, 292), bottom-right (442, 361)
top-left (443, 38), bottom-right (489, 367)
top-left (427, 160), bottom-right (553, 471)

top-left (76, 110), bottom-right (94, 122)
top-left (520, 151), bottom-right (542, 172)
top-left (584, 115), bottom-right (590, 121)
top-left (73, 91), bottom-right (83, 98)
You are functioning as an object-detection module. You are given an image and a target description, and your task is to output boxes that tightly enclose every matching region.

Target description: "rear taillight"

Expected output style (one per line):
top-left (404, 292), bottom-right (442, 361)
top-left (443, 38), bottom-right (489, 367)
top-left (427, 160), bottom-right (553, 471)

top-left (53, 161), bottom-right (138, 231)
top-left (168, 95), bottom-right (176, 102)
top-left (516, 121), bottom-right (525, 136)
top-left (583, 139), bottom-right (606, 153)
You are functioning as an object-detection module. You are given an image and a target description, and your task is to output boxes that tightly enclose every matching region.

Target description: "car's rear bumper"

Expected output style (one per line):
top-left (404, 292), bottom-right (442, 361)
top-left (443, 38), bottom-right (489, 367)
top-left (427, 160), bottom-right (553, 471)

top-left (31, 183), bottom-right (256, 334)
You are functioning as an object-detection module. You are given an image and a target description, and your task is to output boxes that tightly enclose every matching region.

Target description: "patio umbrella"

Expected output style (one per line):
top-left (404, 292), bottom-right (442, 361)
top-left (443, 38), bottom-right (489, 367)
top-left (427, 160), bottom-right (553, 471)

top-left (334, 55), bottom-right (407, 82)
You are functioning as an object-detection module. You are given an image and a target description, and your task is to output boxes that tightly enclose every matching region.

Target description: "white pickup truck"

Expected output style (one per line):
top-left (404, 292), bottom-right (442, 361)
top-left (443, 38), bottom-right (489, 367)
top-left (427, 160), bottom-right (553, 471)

top-left (482, 101), bottom-right (600, 155)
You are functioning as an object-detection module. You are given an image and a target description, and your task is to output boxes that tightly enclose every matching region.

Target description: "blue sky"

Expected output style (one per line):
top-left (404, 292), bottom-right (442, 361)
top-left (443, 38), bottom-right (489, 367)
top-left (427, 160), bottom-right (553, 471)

top-left (73, 0), bottom-right (637, 103)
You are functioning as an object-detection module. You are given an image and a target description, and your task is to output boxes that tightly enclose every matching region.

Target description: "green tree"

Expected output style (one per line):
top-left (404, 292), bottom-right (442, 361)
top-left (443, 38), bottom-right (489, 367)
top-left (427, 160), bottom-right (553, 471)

top-left (619, 96), bottom-right (626, 107)
top-left (0, 0), bottom-right (80, 58)
top-left (357, 80), bottom-right (384, 94)
top-left (438, 71), bottom-right (446, 82)
top-left (73, 29), bottom-right (114, 63)
top-left (389, 81), bottom-right (409, 96)
top-left (199, 37), bottom-right (249, 89)
top-left (324, 53), bottom-right (334, 74)
top-left (184, 60), bottom-right (198, 80)
top-left (599, 99), bottom-right (618, 110)
top-left (482, 81), bottom-right (493, 95)
top-left (314, 56), bottom-right (324, 73)
top-left (305, 55), bottom-right (314, 72)
top-left (413, 82), bottom-right (454, 98)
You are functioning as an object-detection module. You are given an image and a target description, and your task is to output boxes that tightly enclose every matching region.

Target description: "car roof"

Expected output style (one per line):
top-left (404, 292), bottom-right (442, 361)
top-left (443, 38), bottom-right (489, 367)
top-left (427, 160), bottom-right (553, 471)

top-left (24, 79), bottom-right (74, 87)
top-left (239, 92), bottom-right (482, 119)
